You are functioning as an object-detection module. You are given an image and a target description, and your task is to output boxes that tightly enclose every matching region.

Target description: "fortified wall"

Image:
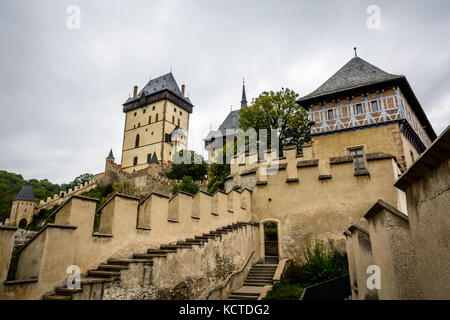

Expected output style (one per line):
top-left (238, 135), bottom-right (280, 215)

top-left (225, 126), bottom-right (407, 263)
top-left (345, 126), bottom-right (449, 300)
top-left (0, 186), bottom-right (256, 300)
top-left (35, 179), bottom-right (97, 212)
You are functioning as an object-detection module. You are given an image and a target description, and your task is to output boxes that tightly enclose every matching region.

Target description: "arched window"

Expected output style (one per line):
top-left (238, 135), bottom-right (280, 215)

top-left (135, 134), bottom-right (140, 148)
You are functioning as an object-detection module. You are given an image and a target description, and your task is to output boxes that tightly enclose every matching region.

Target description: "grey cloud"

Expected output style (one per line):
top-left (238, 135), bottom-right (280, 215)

top-left (0, 0), bottom-right (449, 183)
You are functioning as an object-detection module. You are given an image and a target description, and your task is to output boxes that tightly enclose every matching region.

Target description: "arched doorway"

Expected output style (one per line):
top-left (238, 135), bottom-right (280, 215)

top-left (263, 221), bottom-right (279, 263)
top-left (18, 218), bottom-right (27, 228)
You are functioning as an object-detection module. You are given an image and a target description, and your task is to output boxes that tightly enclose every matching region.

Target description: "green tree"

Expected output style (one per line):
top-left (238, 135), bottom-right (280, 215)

top-left (172, 176), bottom-right (199, 195)
top-left (0, 170), bottom-right (62, 223)
top-left (206, 143), bottom-right (234, 194)
top-left (166, 150), bottom-right (207, 181)
top-left (238, 88), bottom-right (310, 151)
top-left (112, 181), bottom-right (140, 197)
top-left (64, 173), bottom-right (94, 190)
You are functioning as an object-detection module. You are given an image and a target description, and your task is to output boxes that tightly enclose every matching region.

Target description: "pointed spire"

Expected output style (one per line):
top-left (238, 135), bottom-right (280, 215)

top-left (107, 148), bottom-right (114, 159)
top-left (14, 185), bottom-right (35, 202)
top-left (150, 152), bottom-right (159, 164)
top-left (354, 47), bottom-right (357, 57)
top-left (240, 78), bottom-right (247, 108)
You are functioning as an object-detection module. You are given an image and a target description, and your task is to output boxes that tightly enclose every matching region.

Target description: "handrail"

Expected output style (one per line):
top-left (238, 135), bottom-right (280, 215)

top-left (206, 250), bottom-right (255, 300)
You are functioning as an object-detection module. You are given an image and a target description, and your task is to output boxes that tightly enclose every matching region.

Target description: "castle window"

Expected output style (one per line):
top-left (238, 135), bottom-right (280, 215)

top-left (152, 106), bottom-right (155, 111)
top-left (180, 111), bottom-right (182, 116)
top-left (355, 103), bottom-right (363, 115)
top-left (172, 116), bottom-right (175, 124)
top-left (177, 119), bottom-right (180, 126)
top-left (327, 109), bottom-right (334, 120)
top-left (349, 147), bottom-right (365, 170)
top-left (174, 108), bottom-right (176, 112)
top-left (133, 156), bottom-right (138, 166)
top-left (156, 113), bottom-right (159, 121)
top-left (410, 151), bottom-right (415, 162)
top-left (147, 153), bottom-right (151, 163)
top-left (149, 116), bottom-right (151, 124)
top-left (138, 123), bottom-right (140, 127)
top-left (371, 100), bottom-right (379, 112)
top-left (134, 112), bottom-right (137, 116)
top-left (135, 134), bottom-right (140, 148)
top-left (143, 109), bottom-right (146, 114)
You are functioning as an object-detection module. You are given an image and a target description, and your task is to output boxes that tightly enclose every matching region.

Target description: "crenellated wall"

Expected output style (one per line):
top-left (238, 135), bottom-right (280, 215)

top-left (35, 179), bottom-right (97, 212)
top-left (0, 187), bottom-right (253, 300)
top-left (345, 126), bottom-right (449, 300)
top-left (224, 140), bottom-right (406, 264)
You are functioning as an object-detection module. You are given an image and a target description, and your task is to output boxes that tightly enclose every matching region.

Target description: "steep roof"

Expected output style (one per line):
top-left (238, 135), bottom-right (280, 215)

top-left (218, 110), bottom-right (240, 133)
top-left (299, 57), bottom-right (403, 102)
top-left (14, 186), bottom-right (36, 202)
top-left (124, 72), bottom-right (191, 105)
top-left (297, 56), bottom-right (437, 141)
top-left (107, 148), bottom-right (114, 159)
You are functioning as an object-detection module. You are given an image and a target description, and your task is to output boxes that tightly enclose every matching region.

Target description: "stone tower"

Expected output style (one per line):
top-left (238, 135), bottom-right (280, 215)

top-left (6, 185), bottom-right (36, 228)
top-left (121, 73), bottom-right (193, 173)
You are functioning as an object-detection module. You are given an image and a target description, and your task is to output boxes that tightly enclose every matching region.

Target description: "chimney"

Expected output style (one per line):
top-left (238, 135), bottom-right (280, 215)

top-left (133, 86), bottom-right (138, 98)
top-left (181, 84), bottom-right (185, 97)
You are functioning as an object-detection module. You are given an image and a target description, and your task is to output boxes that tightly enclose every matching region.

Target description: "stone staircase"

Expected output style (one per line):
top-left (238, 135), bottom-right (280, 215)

top-left (42, 222), bottom-right (254, 300)
top-left (228, 256), bottom-right (278, 300)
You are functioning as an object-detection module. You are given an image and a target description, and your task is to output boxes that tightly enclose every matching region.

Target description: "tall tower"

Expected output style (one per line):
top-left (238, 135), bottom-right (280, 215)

top-left (121, 73), bottom-right (193, 173)
top-left (6, 185), bottom-right (36, 227)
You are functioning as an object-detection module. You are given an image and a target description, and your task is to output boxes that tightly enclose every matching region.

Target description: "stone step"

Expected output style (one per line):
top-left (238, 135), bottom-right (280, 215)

top-left (147, 248), bottom-right (177, 254)
top-left (107, 258), bottom-right (154, 265)
top-left (185, 238), bottom-right (208, 243)
top-left (160, 245), bottom-right (192, 250)
top-left (228, 295), bottom-right (259, 300)
top-left (177, 241), bottom-right (203, 246)
top-left (245, 276), bottom-right (273, 281)
top-left (243, 282), bottom-right (271, 287)
top-left (98, 264), bottom-right (129, 271)
top-left (55, 287), bottom-right (82, 294)
top-left (133, 253), bottom-right (167, 259)
top-left (80, 277), bottom-right (116, 285)
top-left (88, 270), bottom-right (121, 278)
top-left (43, 294), bottom-right (72, 300)
top-left (244, 279), bottom-right (273, 284)
top-left (229, 291), bottom-right (260, 297)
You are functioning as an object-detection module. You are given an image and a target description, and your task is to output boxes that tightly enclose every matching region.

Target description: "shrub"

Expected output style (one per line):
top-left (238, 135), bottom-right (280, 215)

top-left (172, 176), bottom-right (199, 195)
top-left (302, 240), bottom-right (348, 286)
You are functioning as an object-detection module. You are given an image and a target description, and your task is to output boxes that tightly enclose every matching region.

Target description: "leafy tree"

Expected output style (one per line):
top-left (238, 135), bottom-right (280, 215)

top-left (206, 142), bottom-right (235, 194)
top-left (112, 181), bottom-right (140, 197)
top-left (166, 150), bottom-right (207, 181)
top-left (64, 173), bottom-right (94, 190)
top-left (238, 88), bottom-right (310, 151)
top-left (172, 176), bottom-right (199, 195)
top-left (0, 170), bottom-right (61, 223)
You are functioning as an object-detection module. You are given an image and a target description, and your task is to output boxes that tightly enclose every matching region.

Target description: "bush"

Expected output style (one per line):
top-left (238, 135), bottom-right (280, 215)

top-left (302, 240), bottom-right (348, 286)
top-left (166, 150), bottom-right (207, 181)
top-left (172, 176), bottom-right (199, 195)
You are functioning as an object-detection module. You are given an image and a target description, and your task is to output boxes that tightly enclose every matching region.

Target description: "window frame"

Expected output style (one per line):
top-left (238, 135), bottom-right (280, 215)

top-left (327, 109), bottom-right (335, 120)
top-left (348, 146), bottom-right (365, 170)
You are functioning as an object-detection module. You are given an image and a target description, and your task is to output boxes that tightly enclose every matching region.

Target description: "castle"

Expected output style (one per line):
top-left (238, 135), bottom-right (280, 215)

top-left (1, 53), bottom-right (448, 300)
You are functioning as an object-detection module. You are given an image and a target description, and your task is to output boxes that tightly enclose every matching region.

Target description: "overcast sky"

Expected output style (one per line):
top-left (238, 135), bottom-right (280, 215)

top-left (0, 0), bottom-right (449, 184)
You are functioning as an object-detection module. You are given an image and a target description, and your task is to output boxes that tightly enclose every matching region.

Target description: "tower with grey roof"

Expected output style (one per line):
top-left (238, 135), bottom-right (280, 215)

top-left (121, 72), bottom-right (192, 172)
top-left (5, 185), bottom-right (36, 228)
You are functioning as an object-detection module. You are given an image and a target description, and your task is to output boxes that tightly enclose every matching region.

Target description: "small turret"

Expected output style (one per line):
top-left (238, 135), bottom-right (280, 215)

top-left (6, 186), bottom-right (36, 228)
top-left (107, 148), bottom-right (115, 160)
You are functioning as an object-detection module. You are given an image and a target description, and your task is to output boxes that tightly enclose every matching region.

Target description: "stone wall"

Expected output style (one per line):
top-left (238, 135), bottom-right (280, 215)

top-left (0, 186), bottom-right (253, 300)
top-left (224, 138), bottom-right (406, 264)
top-left (345, 126), bottom-right (449, 300)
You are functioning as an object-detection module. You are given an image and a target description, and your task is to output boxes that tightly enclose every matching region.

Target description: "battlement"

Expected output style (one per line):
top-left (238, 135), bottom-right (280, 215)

top-left (0, 187), bottom-right (252, 299)
top-left (35, 178), bottom-right (97, 212)
top-left (99, 158), bottom-right (181, 195)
